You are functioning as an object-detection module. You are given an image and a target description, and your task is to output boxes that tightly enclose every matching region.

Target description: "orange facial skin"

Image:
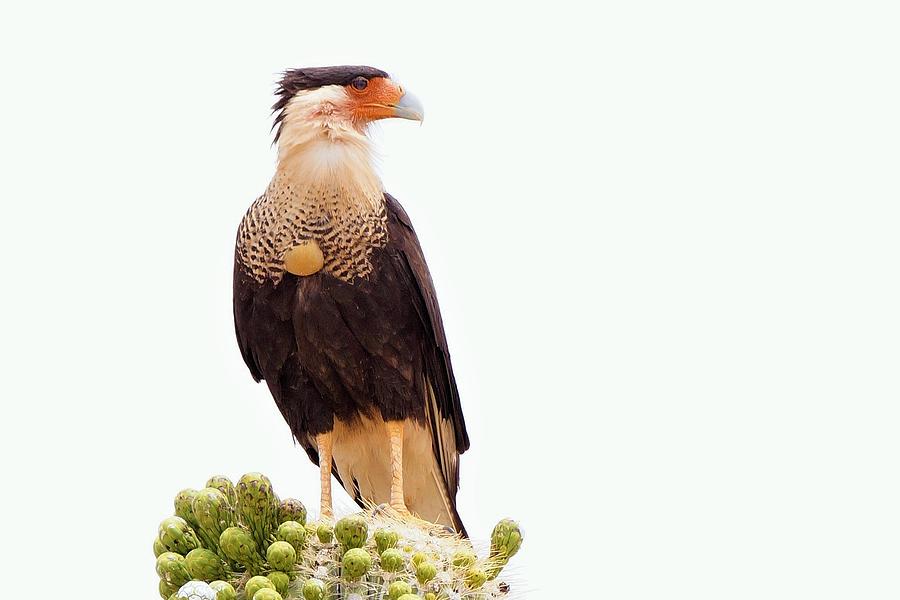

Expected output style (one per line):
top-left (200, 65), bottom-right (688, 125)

top-left (346, 77), bottom-right (405, 123)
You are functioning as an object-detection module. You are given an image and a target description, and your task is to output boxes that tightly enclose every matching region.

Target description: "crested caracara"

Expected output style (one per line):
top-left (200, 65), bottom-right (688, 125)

top-left (233, 66), bottom-right (469, 534)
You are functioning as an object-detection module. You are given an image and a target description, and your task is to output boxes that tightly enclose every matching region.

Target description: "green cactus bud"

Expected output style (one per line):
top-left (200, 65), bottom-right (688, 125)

top-left (205, 476), bottom-right (237, 506)
top-left (411, 552), bottom-right (428, 568)
top-left (451, 550), bottom-right (477, 569)
top-left (154, 538), bottom-right (167, 558)
top-left (490, 519), bottom-right (522, 560)
top-left (159, 578), bottom-right (179, 599)
top-left (185, 548), bottom-right (226, 581)
top-left (316, 523), bottom-right (333, 543)
top-left (424, 594), bottom-right (436, 600)
top-left (302, 578), bottom-right (327, 600)
top-left (387, 580), bottom-right (413, 600)
top-left (156, 552), bottom-right (191, 588)
top-left (266, 540), bottom-right (296, 571)
top-left (218, 526), bottom-right (261, 572)
top-left (465, 567), bottom-right (487, 589)
top-left (278, 498), bottom-right (307, 525)
top-left (374, 528), bottom-right (400, 554)
top-left (380, 548), bottom-right (405, 572)
top-left (341, 547), bottom-right (372, 580)
top-left (275, 520), bottom-right (307, 557)
top-left (245, 575), bottom-right (275, 600)
top-left (252, 588), bottom-right (282, 600)
top-left (267, 571), bottom-right (290, 597)
top-left (174, 489), bottom-right (201, 529)
top-left (416, 561), bottom-right (437, 585)
top-left (236, 473), bottom-right (279, 549)
top-left (396, 594), bottom-right (422, 600)
top-left (159, 516), bottom-right (200, 555)
top-left (209, 581), bottom-right (236, 600)
top-left (335, 515), bottom-right (368, 549)
top-left (193, 487), bottom-right (235, 552)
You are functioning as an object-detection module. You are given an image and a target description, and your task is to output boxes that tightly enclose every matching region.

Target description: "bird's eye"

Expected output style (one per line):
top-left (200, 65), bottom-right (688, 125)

top-left (350, 77), bottom-right (369, 91)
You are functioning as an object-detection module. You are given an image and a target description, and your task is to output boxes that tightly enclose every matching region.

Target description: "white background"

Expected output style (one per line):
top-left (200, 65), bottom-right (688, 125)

top-left (2, 1), bottom-right (898, 598)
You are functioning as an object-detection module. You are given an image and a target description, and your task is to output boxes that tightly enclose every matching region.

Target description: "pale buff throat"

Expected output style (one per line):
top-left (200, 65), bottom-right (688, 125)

top-left (237, 86), bottom-right (388, 284)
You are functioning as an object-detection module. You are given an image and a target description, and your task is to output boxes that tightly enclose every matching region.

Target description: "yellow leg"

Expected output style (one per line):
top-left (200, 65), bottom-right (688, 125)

top-left (316, 432), bottom-right (333, 520)
top-left (387, 421), bottom-right (409, 513)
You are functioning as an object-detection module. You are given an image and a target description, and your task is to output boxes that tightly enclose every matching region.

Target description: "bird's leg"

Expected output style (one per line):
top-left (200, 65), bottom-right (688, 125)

top-left (316, 432), bottom-right (334, 520)
top-left (387, 420), bottom-right (410, 514)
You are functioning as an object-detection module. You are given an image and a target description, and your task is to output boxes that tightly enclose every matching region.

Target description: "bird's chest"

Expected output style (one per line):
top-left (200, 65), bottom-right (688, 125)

top-left (237, 183), bottom-right (389, 284)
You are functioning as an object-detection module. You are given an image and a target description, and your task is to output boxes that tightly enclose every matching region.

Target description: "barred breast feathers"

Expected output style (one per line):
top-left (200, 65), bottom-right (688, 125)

top-left (238, 86), bottom-right (389, 284)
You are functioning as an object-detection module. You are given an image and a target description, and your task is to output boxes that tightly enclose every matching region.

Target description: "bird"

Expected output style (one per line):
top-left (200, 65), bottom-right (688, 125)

top-left (233, 66), bottom-right (470, 535)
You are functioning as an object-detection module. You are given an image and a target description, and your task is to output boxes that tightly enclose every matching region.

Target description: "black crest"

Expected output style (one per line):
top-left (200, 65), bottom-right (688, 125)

top-left (272, 66), bottom-right (389, 141)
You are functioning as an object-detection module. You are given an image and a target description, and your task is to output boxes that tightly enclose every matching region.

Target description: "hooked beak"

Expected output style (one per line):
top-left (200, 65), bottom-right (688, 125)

top-left (391, 91), bottom-right (424, 122)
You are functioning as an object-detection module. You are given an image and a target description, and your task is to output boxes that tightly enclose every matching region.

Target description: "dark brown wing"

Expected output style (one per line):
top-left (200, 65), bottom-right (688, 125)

top-left (384, 193), bottom-right (470, 507)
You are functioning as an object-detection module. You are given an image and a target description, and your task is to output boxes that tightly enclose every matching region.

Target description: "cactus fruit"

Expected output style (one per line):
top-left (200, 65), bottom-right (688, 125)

top-left (245, 575), bottom-right (275, 600)
top-left (380, 548), bottom-right (405, 572)
top-left (157, 552), bottom-right (191, 588)
top-left (205, 476), bottom-right (237, 506)
top-left (335, 515), bottom-right (368, 549)
top-left (267, 571), bottom-right (290, 596)
top-left (174, 489), bottom-right (201, 529)
top-left (342, 547), bottom-right (373, 580)
top-left (159, 516), bottom-right (201, 555)
top-left (489, 519), bottom-right (522, 561)
top-left (252, 590), bottom-right (283, 600)
top-left (278, 498), bottom-right (307, 525)
top-left (275, 520), bottom-right (307, 557)
top-left (374, 528), bottom-right (400, 554)
top-left (175, 581), bottom-right (218, 600)
top-left (235, 473), bottom-right (279, 548)
top-left (410, 552), bottom-right (429, 568)
top-left (302, 578), bottom-right (327, 600)
top-left (185, 548), bottom-right (226, 581)
top-left (218, 526), bottom-right (261, 572)
top-left (465, 567), bottom-right (487, 589)
top-left (387, 580), bottom-right (413, 600)
top-left (316, 523), bottom-right (333, 544)
top-left (209, 581), bottom-right (236, 600)
top-left (396, 595), bottom-right (422, 600)
top-left (416, 561), bottom-right (438, 585)
top-left (154, 538), bottom-right (167, 558)
top-left (266, 540), bottom-right (296, 571)
top-left (160, 579), bottom-right (180, 599)
top-left (451, 550), bottom-right (476, 569)
top-left (192, 487), bottom-right (235, 553)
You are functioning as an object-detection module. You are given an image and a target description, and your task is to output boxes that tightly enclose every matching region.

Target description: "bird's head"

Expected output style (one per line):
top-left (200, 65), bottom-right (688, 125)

top-left (272, 66), bottom-right (423, 163)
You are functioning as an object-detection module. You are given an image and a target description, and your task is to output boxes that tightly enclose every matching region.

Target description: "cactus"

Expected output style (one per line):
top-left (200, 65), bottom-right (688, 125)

top-left (152, 474), bottom-right (522, 600)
